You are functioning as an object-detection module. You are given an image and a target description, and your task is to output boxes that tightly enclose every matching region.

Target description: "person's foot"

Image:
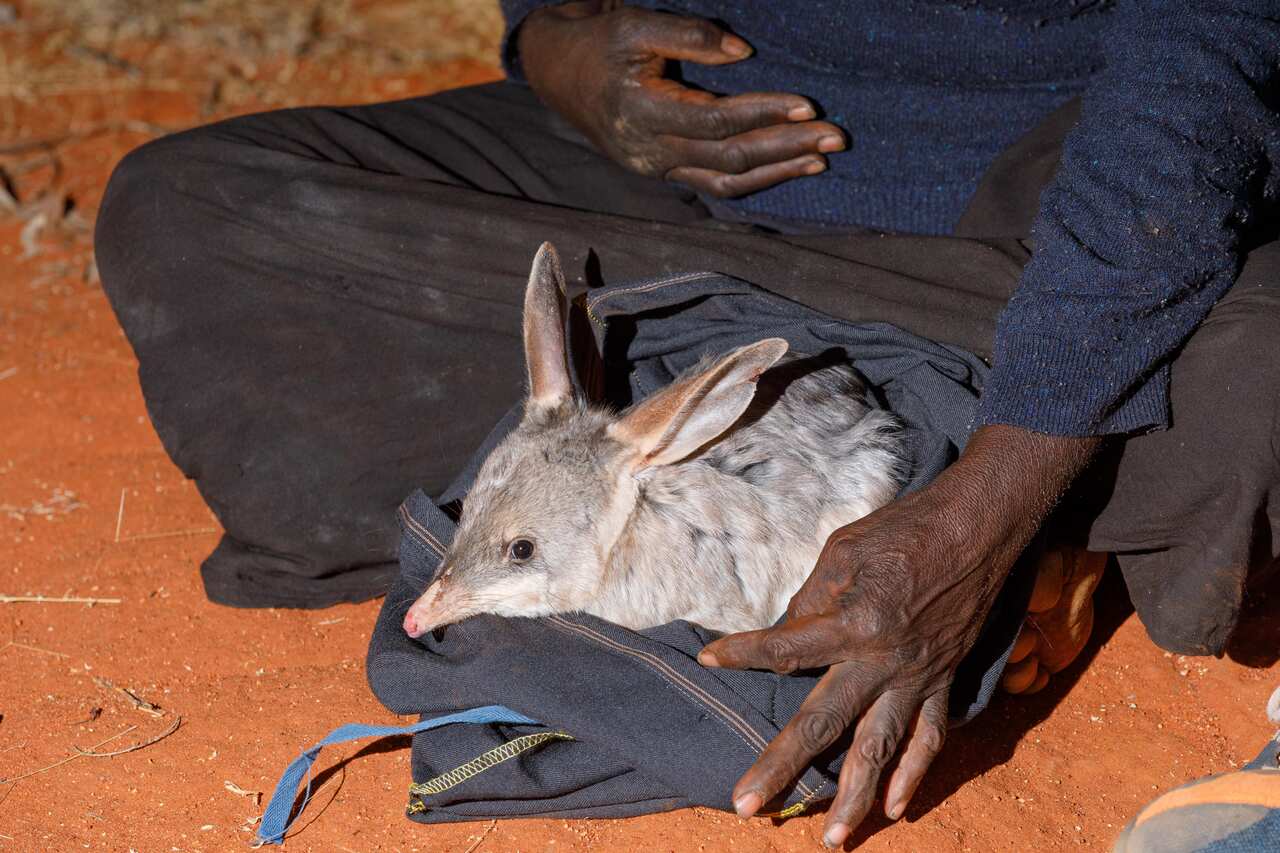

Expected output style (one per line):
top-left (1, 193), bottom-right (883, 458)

top-left (1002, 546), bottom-right (1108, 695)
top-left (1112, 686), bottom-right (1280, 852)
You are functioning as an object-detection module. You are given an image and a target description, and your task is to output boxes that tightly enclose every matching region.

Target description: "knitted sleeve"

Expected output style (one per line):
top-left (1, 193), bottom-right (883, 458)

top-left (974, 0), bottom-right (1280, 436)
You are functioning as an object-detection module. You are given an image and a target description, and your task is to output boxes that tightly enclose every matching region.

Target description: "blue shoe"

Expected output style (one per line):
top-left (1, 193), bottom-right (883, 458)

top-left (1114, 687), bottom-right (1280, 852)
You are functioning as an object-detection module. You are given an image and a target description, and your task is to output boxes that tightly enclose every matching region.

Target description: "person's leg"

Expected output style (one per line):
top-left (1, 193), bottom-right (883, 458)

top-left (95, 81), bottom-right (714, 607)
top-left (1082, 242), bottom-right (1280, 655)
top-left (96, 80), bottom-right (1024, 608)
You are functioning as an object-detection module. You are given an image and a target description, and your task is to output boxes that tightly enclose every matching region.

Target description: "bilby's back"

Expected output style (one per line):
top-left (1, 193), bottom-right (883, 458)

top-left (591, 356), bottom-right (900, 633)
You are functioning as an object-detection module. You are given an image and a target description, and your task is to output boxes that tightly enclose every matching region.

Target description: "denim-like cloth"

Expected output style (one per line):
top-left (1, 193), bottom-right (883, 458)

top-left (365, 271), bottom-right (1036, 823)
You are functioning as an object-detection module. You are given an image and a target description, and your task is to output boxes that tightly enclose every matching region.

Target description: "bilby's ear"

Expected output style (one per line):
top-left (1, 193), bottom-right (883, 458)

top-left (523, 242), bottom-right (573, 407)
top-left (608, 338), bottom-right (788, 469)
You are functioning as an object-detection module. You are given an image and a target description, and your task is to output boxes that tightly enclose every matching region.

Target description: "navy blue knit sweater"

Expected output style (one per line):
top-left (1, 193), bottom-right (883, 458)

top-left (500, 1), bottom-right (1280, 437)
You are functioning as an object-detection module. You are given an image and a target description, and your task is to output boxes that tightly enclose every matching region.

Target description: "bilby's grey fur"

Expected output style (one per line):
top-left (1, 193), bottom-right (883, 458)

top-left (403, 242), bottom-right (903, 636)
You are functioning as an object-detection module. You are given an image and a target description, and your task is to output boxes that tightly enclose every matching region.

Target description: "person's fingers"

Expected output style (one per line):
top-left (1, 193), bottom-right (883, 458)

top-left (821, 690), bottom-right (915, 848)
top-left (616, 8), bottom-right (754, 66)
top-left (882, 688), bottom-right (948, 821)
top-left (730, 663), bottom-right (869, 818)
top-left (666, 155), bottom-right (826, 198)
top-left (1008, 626), bottom-right (1037, 663)
top-left (698, 612), bottom-right (845, 672)
top-left (665, 121), bottom-right (845, 174)
top-left (638, 83), bottom-right (819, 140)
top-left (1001, 654), bottom-right (1039, 694)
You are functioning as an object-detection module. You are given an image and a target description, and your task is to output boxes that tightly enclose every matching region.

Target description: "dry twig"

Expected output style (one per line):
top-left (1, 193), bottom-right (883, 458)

top-left (91, 676), bottom-right (164, 717)
top-left (0, 726), bottom-right (135, 784)
top-left (225, 779), bottom-right (262, 805)
top-left (3, 641), bottom-right (70, 658)
top-left (0, 594), bottom-right (121, 605)
top-left (463, 819), bottom-right (498, 853)
top-left (73, 715), bottom-right (181, 757)
top-left (113, 488), bottom-right (125, 543)
top-left (118, 527), bottom-right (217, 543)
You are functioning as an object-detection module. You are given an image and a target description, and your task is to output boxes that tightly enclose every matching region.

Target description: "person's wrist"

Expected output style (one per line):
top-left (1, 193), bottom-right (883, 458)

top-left (518, 0), bottom-right (599, 43)
top-left (514, 6), bottom-right (557, 68)
top-left (900, 425), bottom-right (1096, 575)
top-left (518, 4), bottom-right (593, 115)
top-left (516, 3), bottom-right (595, 76)
top-left (949, 425), bottom-right (1097, 513)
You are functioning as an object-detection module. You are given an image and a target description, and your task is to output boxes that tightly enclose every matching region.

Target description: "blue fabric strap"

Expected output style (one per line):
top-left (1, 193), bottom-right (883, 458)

top-left (255, 704), bottom-right (538, 845)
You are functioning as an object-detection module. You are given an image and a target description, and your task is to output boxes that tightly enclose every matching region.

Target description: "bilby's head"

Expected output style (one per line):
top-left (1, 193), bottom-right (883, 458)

top-left (402, 243), bottom-right (787, 638)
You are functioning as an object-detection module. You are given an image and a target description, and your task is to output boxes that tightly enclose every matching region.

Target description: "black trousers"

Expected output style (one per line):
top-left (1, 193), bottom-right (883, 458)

top-left (95, 82), bottom-right (1280, 655)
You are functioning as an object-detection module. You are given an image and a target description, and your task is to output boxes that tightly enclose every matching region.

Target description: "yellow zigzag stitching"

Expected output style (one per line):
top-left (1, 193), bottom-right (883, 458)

top-left (407, 730), bottom-right (576, 811)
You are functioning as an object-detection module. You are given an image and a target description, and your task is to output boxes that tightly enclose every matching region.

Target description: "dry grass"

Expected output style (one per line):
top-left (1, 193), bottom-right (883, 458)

top-left (2, 0), bottom-right (502, 132)
top-left (0, 0), bottom-right (504, 277)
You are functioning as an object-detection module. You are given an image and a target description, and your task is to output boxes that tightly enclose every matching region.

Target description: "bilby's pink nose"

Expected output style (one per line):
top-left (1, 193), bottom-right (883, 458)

top-left (403, 610), bottom-right (422, 637)
top-left (403, 578), bottom-right (448, 638)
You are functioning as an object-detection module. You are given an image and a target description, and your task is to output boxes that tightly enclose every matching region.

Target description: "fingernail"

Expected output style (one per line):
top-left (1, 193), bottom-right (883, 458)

top-left (817, 134), bottom-right (845, 153)
top-left (721, 35), bottom-right (752, 58)
top-left (888, 801), bottom-right (904, 821)
top-left (804, 158), bottom-right (826, 175)
top-left (733, 791), bottom-right (762, 818)
top-left (823, 822), bottom-right (850, 848)
top-left (698, 650), bottom-right (720, 667)
top-left (788, 103), bottom-right (816, 121)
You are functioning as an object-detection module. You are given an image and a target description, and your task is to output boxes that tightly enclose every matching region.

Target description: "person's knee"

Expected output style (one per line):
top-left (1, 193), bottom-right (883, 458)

top-left (95, 131), bottom-right (209, 305)
top-left (1088, 286), bottom-right (1280, 656)
top-left (1171, 289), bottom-right (1280, 431)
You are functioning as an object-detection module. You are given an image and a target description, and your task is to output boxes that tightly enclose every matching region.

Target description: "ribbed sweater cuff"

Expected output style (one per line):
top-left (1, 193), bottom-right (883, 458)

top-left (499, 0), bottom-right (553, 81)
top-left (973, 331), bottom-right (1171, 437)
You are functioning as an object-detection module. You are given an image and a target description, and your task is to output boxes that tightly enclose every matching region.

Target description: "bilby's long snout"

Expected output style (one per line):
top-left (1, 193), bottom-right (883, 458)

top-left (402, 576), bottom-right (457, 638)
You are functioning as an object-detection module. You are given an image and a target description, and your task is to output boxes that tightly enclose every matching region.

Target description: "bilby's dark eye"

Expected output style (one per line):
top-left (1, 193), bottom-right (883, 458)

top-left (508, 539), bottom-right (535, 562)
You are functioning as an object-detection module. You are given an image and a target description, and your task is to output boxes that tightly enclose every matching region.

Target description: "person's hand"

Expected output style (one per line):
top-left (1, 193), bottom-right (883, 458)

top-left (698, 424), bottom-right (1100, 847)
top-left (516, 1), bottom-right (845, 198)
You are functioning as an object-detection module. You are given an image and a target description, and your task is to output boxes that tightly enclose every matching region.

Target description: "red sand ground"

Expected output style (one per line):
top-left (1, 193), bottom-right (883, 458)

top-left (1, 2), bottom-right (1276, 851)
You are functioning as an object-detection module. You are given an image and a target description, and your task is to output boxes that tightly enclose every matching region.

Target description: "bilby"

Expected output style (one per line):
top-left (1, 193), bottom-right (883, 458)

top-left (403, 243), bottom-right (903, 637)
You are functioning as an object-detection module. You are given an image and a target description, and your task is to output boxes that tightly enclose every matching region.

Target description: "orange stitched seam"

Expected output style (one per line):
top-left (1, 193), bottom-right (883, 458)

top-left (548, 615), bottom-right (818, 800)
top-left (398, 504), bottom-right (448, 556)
top-left (545, 616), bottom-right (763, 758)
top-left (585, 272), bottom-right (720, 318)
top-left (548, 617), bottom-right (767, 749)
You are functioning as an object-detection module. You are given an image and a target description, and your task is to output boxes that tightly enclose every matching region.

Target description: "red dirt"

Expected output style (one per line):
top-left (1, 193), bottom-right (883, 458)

top-left (1, 2), bottom-right (1276, 851)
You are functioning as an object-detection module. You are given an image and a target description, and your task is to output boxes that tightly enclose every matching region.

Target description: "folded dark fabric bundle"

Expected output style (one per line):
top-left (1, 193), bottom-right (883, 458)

top-left (366, 271), bottom-right (1035, 822)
